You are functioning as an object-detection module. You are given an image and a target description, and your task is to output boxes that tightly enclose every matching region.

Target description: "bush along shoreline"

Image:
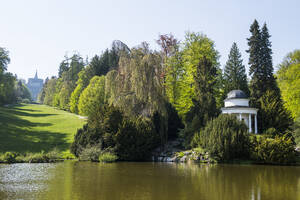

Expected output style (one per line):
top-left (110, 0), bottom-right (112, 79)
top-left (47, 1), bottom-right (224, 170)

top-left (1, 114), bottom-right (299, 165)
top-left (0, 148), bottom-right (63, 164)
top-left (152, 115), bottom-right (300, 166)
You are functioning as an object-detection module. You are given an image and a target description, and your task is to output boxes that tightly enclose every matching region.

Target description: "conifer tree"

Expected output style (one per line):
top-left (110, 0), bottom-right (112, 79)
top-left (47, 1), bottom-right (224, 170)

top-left (247, 20), bottom-right (291, 133)
top-left (260, 23), bottom-right (281, 95)
top-left (192, 56), bottom-right (218, 126)
top-left (224, 42), bottom-right (249, 96)
top-left (247, 20), bottom-right (262, 107)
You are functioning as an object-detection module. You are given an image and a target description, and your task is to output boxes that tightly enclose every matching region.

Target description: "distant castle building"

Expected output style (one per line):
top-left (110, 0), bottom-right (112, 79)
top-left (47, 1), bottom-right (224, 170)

top-left (27, 70), bottom-right (43, 101)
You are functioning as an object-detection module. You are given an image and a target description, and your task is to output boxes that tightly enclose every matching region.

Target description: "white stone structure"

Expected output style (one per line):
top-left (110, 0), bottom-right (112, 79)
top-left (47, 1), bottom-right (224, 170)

top-left (221, 90), bottom-right (258, 134)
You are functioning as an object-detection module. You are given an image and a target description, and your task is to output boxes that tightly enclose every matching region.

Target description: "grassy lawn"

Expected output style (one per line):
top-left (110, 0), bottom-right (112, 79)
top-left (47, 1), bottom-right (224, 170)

top-left (0, 104), bottom-right (86, 158)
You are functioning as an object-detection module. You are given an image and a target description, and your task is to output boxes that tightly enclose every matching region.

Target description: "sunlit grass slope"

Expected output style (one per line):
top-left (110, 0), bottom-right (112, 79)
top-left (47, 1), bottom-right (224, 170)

top-left (0, 104), bottom-right (86, 158)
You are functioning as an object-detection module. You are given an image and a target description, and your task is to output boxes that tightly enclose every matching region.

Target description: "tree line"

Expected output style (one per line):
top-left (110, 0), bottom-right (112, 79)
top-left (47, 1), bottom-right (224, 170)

top-left (2, 19), bottom-right (297, 161)
top-left (0, 48), bottom-right (31, 105)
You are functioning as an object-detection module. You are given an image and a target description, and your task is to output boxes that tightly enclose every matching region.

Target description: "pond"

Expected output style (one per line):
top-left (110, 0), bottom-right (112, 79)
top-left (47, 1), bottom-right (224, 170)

top-left (0, 161), bottom-right (299, 200)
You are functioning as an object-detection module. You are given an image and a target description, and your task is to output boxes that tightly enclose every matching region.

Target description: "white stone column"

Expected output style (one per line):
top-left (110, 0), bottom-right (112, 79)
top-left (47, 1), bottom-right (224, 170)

top-left (249, 114), bottom-right (252, 133)
top-left (239, 113), bottom-right (242, 121)
top-left (255, 114), bottom-right (258, 134)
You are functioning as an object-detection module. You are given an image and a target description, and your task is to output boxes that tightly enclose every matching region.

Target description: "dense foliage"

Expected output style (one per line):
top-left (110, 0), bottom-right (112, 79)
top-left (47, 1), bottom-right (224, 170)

top-left (293, 117), bottom-right (300, 146)
top-left (0, 47), bottom-right (14, 105)
top-left (259, 90), bottom-right (292, 135)
top-left (78, 76), bottom-right (106, 116)
top-left (15, 80), bottom-right (32, 103)
top-left (277, 50), bottom-right (300, 119)
top-left (0, 47), bottom-right (32, 104)
top-left (71, 105), bottom-right (160, 161)
top-left (160, 33), bottom-right (221, 147)
top-left (35, 25), bottom-right (298, 163)
top-left (251, 134), bottom-right (296, 164)
top-left (193, 114), bottom-right (250, 161)
top-left (223, 42), bottom-right (249, 99)
top-left (247, 20), bottom-right (291, 134)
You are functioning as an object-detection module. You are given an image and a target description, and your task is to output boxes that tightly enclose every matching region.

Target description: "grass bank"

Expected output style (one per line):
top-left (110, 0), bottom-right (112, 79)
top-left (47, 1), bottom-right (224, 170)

top-left (0, 104), bottom-right (86, 160)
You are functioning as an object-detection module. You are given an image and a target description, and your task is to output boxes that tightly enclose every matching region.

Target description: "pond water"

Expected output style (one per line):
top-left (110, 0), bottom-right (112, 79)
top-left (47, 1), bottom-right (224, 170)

top-left (0, 161), bottom-right (299, 200)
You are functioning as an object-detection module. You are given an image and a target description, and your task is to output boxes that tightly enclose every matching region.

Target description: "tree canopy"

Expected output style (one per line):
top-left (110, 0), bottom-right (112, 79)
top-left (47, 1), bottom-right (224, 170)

top-left (277, 50), bottom-right (300, 119)
top-left (223, 42), bottom-right (249, 97)
top-left (247, 20), bottom-right (291, 133)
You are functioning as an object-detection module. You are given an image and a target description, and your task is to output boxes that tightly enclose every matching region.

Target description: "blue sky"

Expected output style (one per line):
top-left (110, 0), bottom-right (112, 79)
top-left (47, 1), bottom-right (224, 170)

top-left (1, 0), bottom-right (299, 80)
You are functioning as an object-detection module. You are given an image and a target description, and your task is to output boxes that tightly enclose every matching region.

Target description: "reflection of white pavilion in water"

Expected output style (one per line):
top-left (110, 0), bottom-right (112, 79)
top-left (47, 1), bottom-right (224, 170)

top-left (221, 90), bottom-right (258, 134)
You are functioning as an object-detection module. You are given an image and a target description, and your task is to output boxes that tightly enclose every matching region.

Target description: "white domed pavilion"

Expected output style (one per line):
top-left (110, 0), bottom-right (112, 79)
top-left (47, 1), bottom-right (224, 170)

top-left (221, 90), bottom-right (258, 134)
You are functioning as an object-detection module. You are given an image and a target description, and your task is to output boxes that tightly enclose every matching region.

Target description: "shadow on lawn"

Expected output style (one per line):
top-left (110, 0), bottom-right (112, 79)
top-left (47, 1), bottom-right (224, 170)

top-left (7, 108), bottom-right (57, 118)
top-left (0, 106), bottom-right (70, 154)
top-left (13, 107), bottom-right (39, 112)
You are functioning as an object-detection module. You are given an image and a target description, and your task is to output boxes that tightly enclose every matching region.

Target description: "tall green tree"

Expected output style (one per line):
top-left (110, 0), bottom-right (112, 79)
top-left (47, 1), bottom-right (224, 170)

top-left (0, 73), bottom-right (16, 104)
top-left (54, 53), bottom-right (85, 110)
top-left (247, 20), bottom-right (263, 107)
top-left (58, 56), bottom-right (69, 78)
top-left (186, 57), bottom-right (218, 127)
top-left (247, 20), bottom-right (291, 133)
top-left (277, 50), bottom-right (300, 119)
top-left (260, 23), bottom-right (280, 93)
top-left (91, 41), bottom-right (129, 77)
top-left (69, 65), bottom-right (95, 113)
top-left (78, 76), bottom-right (106, 116)
top-left (181, 32), bottom-right (220, 123)
top-left (165, 48), bottom-right (184, 107)
top-left (0, 47), bottom-right (10, 75)
top-left (15, 80), bottom-right (31, 101)
top-left (259, 90), bottom-right (292, 135)
top-left (223, 42), bottom-right (249, 97)
top-left (0, 47), bottom-right (15, 105)
top-left (157, 34), bottom-right (180, 96)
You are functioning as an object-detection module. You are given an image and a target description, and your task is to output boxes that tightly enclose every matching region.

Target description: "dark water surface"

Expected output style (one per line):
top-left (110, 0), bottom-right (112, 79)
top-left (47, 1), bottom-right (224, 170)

top-left (0, 161), bottom-right (299, 200)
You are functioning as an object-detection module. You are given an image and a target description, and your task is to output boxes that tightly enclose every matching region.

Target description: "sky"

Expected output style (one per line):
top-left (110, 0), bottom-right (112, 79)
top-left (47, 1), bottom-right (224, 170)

top-left (0, 0), bottom-right (299, 81)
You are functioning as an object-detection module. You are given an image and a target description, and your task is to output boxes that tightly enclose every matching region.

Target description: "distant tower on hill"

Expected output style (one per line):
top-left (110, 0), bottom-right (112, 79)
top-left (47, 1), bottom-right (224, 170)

top-left (26, 70), bottom-right (44, 101)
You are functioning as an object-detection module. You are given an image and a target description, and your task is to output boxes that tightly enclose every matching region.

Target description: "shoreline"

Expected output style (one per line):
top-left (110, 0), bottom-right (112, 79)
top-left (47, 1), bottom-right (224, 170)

top-left (1, 152), bottom-right (299, 166)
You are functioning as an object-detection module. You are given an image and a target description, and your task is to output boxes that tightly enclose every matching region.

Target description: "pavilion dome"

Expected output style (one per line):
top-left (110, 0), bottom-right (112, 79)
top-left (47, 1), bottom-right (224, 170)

top-left (226, 90), bottom-right (247, 99)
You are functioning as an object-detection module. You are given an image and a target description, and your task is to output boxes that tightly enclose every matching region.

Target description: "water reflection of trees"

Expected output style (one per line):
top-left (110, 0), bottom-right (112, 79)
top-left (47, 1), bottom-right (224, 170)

top-left (41, 162), bottom-right (300, 200)
top-left (171, 163), bottom-right (300, 200)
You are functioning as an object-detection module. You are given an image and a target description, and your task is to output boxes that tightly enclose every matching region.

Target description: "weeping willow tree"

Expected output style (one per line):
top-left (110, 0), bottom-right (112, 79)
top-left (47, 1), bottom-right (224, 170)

top-left (104, 43), bottom-right (170, 147)
top-left (105, 43), bottom-right (167, 117)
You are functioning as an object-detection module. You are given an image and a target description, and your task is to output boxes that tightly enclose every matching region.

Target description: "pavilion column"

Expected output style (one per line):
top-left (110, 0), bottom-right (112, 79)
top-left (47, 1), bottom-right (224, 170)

top-left (255, 114), bottom-right (258, 134)
top-left (239, 113), bottom-right (242, 121)
top-left (249, 114), bottom-right (252, 133)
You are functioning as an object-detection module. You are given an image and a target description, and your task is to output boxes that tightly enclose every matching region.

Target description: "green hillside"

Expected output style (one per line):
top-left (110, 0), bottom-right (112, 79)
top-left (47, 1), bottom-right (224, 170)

top-left (0, 104), bottom-right (86, 158)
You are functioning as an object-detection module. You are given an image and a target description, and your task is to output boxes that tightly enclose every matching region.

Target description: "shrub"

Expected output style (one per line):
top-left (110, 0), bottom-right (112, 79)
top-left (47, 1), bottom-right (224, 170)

top-left (71, 105), bottom-right (160, 161)
top-left (2, 152), bottom-right (18, 163)
top-left (16, 97), bottom-right (23, 103)
top-left (46, 148), bottom-right (61, 161)
top-left (251, 134), bottom-right (296, 164)
top-left (70, 105), bottom-right (122, 157)
top-left (24, 152), bottom-right (49, 163)
top-left (194, 114), bottom-right (250, 161)
top-left (114, 117), bottom-right (160, 161)
top-left (166, 102), bottom-right (184, 139)
top-left (0, 149), bottom-right (62, 163)
top-left (22, 98), bottom-right (31, 104)
top-left (99, 152), bottom-right (118, 162)
top-left (180, 115), bottom-right (202, 149)
top-left (176, 151), bottom-right (185, 158)
top-left (264, 127), bottom-right (278, 137)
top-left (293, 117), bottom-right (300, 147)
top-left (79, 146), bottom-right (101, 162)
top-left (259, 90), bottom-right (292, 134)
